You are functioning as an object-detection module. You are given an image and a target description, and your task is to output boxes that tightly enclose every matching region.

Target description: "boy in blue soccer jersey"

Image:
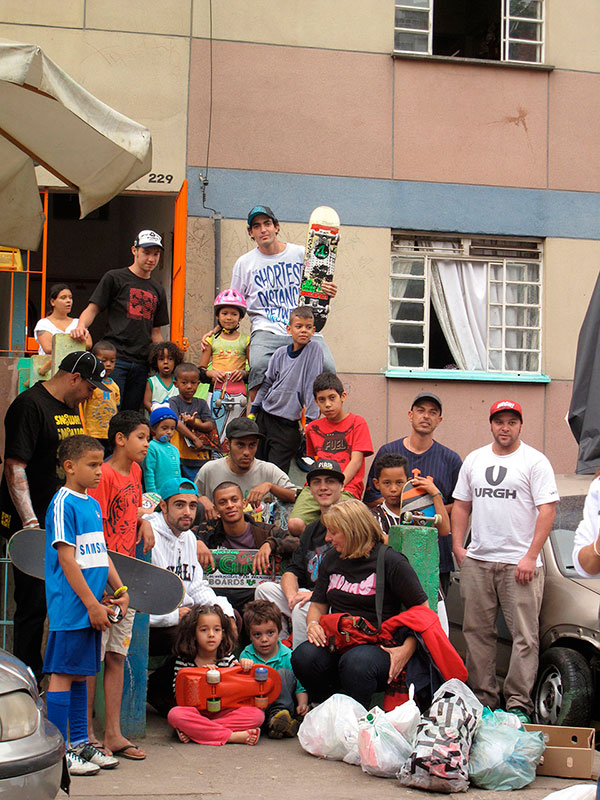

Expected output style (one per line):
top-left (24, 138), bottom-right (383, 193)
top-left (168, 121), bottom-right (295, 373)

top-left (44, 435), bottom-right (129, 776)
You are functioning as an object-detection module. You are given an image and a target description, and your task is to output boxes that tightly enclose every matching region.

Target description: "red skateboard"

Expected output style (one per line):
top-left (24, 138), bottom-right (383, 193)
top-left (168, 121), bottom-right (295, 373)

top-left (175, 664), bottom-right (282, 712)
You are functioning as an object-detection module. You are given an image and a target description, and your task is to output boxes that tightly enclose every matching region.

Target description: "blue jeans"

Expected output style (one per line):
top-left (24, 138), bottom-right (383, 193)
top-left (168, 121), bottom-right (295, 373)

top-left (112, 358), bottom-right (149, 411)
top-left (291, 642), bottom-right (390, 708)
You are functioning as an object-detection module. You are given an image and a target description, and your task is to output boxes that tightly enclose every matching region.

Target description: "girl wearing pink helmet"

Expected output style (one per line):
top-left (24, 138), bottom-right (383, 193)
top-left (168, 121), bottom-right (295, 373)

top-left (198, 290), bottom-right (250, 445)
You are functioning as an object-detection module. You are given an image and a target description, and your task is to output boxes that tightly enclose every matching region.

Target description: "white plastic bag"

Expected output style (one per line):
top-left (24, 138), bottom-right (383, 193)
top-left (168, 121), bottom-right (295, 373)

top-left (385, 684), bottom-right (420, 744)
top-left (540, 787), bottom-right (597, 800)
top-left (469, 707), bottom-right (546, 790)
top-left (358, 707), bottom-right (413, 778)
top-left (298, 693), bottom-right (366, 761)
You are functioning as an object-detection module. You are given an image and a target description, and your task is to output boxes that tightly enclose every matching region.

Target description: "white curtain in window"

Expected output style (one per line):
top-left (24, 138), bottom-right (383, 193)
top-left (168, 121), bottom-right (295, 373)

top-left (430, 259), bottom-right (488, 371)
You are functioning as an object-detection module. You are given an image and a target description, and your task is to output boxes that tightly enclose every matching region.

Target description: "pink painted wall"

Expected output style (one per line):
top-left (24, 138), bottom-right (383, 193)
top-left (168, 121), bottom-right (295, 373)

top-left (340, 373), bottom-right (579, 476)
top-left (188, 40), bottom-right (600, 193)
top-left (188, 40), bottom-right (393, 179)
top-left (392, 60), bottom-right (548, 188)
top-left (548, 70), bottom-right (600, 192)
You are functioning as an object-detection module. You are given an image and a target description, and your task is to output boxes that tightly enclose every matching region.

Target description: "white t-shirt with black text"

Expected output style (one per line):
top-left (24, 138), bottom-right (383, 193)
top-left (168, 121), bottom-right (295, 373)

top-left (453, 441), bottom-right (559, 565)
top-left (230, 243), bottom-right (304, 336)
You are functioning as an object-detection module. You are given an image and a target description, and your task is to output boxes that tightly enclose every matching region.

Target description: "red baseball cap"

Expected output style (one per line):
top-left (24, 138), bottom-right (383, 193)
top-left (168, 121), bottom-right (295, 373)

top-left (489, 399), bottom-right (523, 422)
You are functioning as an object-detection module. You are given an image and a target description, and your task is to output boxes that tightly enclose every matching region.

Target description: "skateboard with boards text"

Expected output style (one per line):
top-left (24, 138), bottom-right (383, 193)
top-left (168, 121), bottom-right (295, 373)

top-left (8, 527), bottom-right (185, 615)
top-left (299, 206), bottom-right (340, 332)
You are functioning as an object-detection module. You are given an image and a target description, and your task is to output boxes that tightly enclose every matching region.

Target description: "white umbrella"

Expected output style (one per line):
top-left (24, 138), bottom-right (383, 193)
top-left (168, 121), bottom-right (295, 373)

top-left (0, 40), bottom-right (152, 251)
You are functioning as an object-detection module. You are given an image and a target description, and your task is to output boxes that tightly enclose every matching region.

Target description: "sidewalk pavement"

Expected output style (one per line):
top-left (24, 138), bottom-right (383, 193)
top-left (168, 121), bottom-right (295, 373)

top-left (63, 707), bottom-right (599, 800)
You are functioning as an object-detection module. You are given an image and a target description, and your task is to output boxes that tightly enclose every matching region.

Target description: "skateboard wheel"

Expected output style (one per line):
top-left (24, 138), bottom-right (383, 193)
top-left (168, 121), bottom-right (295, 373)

top-left (432, 514), bottom-right (443, 527)
top-left (402, 511), bottom-right (413, 523)
top-left (206, 697), bottom-right (221, 712)
top-left (254, 696), bottom-right (269, 709)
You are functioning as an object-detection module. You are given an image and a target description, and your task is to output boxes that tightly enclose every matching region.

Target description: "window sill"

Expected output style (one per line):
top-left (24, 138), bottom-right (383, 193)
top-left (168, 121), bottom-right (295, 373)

top-left (391, 52), bottom-right (554, 72)
top-left (385, 368), bottom-right (551, 383)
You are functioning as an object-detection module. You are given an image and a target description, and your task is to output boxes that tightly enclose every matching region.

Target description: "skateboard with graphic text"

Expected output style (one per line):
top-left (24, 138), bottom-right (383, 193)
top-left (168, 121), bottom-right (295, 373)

top-left (299, 206), bottom-right (340, 332)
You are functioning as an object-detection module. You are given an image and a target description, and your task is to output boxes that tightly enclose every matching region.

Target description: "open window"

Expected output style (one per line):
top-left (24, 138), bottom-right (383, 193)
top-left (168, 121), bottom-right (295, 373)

top-left (388, 233), bottom-right (543, 377)
top-left (394, 0), bottom-right (544, 65)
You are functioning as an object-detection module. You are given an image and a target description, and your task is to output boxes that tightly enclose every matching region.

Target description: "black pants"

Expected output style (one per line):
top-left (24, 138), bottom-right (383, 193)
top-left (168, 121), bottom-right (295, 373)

top-left (12, 565), bottom-right (46, 680)
top-left (256, 410), bottom-right (301, 473)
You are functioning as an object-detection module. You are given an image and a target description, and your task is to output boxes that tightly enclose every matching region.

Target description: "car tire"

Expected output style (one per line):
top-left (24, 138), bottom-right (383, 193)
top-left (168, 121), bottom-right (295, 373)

top-left (532, 647), bottom-right (593, 727)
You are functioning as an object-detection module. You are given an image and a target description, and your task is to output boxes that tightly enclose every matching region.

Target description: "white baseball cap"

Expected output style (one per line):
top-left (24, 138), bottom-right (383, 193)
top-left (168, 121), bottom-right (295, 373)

top-left (134, 230), bottom-right (163, 249)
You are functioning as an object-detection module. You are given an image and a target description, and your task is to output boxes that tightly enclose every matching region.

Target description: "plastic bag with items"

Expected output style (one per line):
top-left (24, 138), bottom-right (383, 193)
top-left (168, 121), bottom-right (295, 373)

top-left (398, 678), bottom-right (483, 793)
top-left (468, 707), bottom-right (546, 790)
top-left (298, 693), bottom-right (366, 763)
top-left (358, 706), bottom-right (413, 778)
top-left (385, 683), bottom-right (421, 743)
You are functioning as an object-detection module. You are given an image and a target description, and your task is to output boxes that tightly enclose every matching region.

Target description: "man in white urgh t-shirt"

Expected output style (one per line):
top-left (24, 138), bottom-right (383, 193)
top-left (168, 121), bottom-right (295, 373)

top-left (451, 399), bottom-right (559, 724)
top-left (231, 205), bottom-right (337, 401)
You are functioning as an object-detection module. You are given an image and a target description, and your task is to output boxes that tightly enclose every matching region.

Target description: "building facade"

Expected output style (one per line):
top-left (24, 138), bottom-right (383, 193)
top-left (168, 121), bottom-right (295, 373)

top-left (0, 0), bottom-right (599, 471)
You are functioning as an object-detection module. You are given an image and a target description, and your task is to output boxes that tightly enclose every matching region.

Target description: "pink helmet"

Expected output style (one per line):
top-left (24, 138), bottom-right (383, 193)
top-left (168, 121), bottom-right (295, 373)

top-left (214, 289), bottom-right (247, 318)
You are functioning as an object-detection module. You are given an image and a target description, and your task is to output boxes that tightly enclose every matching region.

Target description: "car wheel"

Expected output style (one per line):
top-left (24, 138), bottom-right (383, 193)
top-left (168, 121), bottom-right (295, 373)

top-left (532, 647), bottom-right (593, 727)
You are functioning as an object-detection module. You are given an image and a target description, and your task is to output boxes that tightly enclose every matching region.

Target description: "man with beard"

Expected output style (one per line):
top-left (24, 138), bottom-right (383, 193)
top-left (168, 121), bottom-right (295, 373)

top-left (452, 400), bottom-right (558, 723)
top-left (148, 478), bottom-right (234, 643)
top-left (364, 392), bottom-right (462, 594)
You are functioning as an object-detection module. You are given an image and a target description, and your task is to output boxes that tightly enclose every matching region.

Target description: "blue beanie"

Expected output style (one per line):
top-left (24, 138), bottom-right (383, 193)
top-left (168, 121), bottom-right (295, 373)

top-left (149, 406), bottom-right (178, 427)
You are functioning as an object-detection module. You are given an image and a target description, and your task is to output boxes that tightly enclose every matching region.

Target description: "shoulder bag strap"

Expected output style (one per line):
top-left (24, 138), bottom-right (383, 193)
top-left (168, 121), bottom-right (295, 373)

top-left (375, 544), bottom-right (390, 630)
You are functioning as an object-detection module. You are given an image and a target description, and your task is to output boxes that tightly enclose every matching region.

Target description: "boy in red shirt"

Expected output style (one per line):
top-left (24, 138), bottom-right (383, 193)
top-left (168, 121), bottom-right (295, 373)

top-left (287, 372), bottom-right (373, 535)
top-left (87, 410), bottom-right (154, 760)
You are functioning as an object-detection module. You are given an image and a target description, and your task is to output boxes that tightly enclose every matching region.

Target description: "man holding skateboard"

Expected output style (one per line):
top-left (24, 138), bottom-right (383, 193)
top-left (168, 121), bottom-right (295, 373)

top-left (195, 481), bottom-right (298, 615)
top-left (231, 205), bottom-right (337, 399)
top-left (364, 392), bottom-right (462, 594)
top-left (0, 351), bottom-right (106, 678)
top-left (451, 400), bottom-right (558, 722)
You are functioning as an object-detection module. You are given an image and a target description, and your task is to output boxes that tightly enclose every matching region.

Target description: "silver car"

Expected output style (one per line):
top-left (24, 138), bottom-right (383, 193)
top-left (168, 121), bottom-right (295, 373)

top-left (447, 528), bottom-right (600, 728)
top-left (0, 648), bottom-right (66, 798)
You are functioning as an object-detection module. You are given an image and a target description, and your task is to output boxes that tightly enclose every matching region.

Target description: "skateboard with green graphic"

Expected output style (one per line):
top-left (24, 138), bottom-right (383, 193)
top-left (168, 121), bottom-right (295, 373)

top-left (387, 469), bottom-right (442, 610)
top-left (299, 206), bottom-right (340, 332)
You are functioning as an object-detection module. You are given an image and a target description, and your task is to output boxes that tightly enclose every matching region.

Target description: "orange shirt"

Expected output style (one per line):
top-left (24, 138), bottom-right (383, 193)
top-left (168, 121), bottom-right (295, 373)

top-left (88, 461), bottom-right (142, 556)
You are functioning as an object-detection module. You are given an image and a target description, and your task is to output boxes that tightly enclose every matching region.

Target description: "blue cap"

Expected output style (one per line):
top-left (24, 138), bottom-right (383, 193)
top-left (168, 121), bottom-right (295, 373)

top-left (247, 205), bottom-right (276, 226)
top-left (159, 478), bottom-right (199, 500)
top-left (149, 406), bottom-right (178, 427)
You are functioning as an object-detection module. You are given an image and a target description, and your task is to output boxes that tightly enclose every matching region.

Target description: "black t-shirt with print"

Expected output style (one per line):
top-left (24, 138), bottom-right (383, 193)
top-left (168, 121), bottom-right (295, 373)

top-left (311, 542), bottom-right (427, 625)
top-left (285, 519), bottom-right (331, 589)
top-left (0, 382), bottom-right (85, 537)
top-left (89, 267), bottom-right (169, 363)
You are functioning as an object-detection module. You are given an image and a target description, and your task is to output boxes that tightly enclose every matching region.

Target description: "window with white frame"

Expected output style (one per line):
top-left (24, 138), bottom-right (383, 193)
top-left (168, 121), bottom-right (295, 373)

top-left (394, 0), bottom-right (544, 65)
top-left (389, 234), bottom-right (543, 374)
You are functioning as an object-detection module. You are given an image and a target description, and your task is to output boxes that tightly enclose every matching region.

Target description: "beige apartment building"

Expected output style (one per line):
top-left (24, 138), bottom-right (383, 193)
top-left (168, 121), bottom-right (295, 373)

top-left (0, 1), bottom-right (599, 471)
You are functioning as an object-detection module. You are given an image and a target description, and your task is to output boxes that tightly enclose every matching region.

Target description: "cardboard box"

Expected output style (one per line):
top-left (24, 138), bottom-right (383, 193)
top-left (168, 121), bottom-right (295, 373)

top-left (524, 724), bottom-right (595, 779)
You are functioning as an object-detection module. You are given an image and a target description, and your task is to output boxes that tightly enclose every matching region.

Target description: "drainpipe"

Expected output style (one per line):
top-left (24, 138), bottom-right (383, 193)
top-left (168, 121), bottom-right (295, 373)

top-left (212, 212), bottom-right (222, 295)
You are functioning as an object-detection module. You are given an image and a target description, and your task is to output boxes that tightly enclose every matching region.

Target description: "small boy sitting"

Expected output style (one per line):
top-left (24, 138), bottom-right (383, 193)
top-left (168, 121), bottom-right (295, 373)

top-left (44, 435), bottom-right (128, 775)
top-left (169, 362), bottom-right (217, 482)
top-left (240, 600), bottom-right (308, 738)
top-left (250, 306), bottom-right (323, 473)
top-left (370, 452), bottom-right (450, 538)
top-left (142, 406), bottom-right (181, 494)
top-left (287, 372), bottom-right (373, 535)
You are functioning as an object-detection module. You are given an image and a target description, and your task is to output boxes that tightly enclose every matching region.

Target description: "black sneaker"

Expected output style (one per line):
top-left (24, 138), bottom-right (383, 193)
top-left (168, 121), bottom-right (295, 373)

top-left (268, 709), bottom-right (300, 739)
